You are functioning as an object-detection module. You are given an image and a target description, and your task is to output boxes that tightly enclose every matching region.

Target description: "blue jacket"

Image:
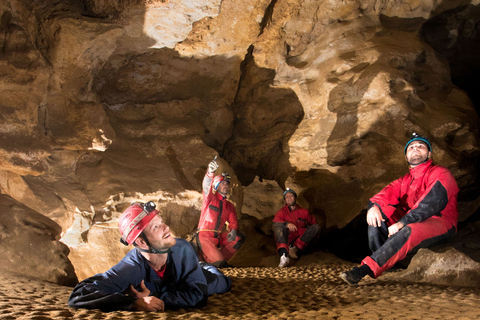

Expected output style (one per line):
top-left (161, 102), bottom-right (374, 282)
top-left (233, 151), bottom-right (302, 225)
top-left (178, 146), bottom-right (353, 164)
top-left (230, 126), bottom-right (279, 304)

top-left (68, 238), bottom-right (231, 312)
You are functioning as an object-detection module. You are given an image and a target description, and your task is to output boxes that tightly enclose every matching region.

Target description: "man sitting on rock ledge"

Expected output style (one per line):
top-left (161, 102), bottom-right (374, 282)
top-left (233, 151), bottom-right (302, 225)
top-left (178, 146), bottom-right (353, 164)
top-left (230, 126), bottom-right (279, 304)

top-left (340, 133), bottom-right (459, 285)
top-left (273, 188), bottom-right (321, 268)
top-left (68, 202), bottom-right (231, 312)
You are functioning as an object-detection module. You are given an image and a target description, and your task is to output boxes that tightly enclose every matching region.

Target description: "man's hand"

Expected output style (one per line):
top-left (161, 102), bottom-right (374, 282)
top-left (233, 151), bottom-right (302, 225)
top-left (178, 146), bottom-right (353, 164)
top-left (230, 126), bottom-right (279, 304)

top-left (286, 222), bottom-right (297, 232)
top-left (388, 222), bottom-right (404, 237)
top-left (366, 206), bottom-right (385, 227)
top-left (130, 280), bottom-right (165, 312)
top-left (227, 229), bottom-right (237, 242)
top-left (129, 280), bottom-right (150, 298)
top-left (133, 296), bottom-right (165, 312)
top-left (208, 157), bottom-right (219, 173)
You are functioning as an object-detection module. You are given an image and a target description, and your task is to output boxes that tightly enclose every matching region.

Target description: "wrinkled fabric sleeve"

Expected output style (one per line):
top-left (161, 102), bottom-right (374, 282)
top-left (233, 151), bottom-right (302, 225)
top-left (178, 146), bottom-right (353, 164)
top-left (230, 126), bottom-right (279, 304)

top-left (199, 171), bottom-right (216, 229)
top-left (398, 170), bottom-right (456, 226)
top-left (202, 171), bottom-right (215, 197)
top-left (226, 203), bottom-right (239, 231)
top-left (68, 252), bottom-right (144, 312)
top-left (369, 178), bottom-right (404, 210)
top-left (272, 207), bottom-right (288, 224)
top-left (158, 240), bottom-right (209, 310)
top-left (201, 264), bottom-right (232, 296)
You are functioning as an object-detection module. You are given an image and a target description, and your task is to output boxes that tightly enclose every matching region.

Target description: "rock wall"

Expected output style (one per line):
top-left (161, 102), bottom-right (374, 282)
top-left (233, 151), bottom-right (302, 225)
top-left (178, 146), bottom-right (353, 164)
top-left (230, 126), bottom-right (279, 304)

top-left (0, 194), bottom-right (77, 285)
top-left (0, 0), bottom-right (479, 283)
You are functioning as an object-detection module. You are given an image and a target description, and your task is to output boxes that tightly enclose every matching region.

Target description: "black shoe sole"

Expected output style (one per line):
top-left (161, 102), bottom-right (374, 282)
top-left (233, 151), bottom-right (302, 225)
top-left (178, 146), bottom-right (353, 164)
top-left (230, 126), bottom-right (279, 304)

top-left (340, 272), bottom-right (359, 286)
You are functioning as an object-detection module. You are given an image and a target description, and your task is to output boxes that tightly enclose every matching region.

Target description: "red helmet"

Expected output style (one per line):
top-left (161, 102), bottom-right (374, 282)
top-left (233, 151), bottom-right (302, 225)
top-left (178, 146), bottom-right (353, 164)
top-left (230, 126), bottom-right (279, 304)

top-left (119, 202), bottom-right (158, 245)
top-left (213, 173), bottom-right (230, 190)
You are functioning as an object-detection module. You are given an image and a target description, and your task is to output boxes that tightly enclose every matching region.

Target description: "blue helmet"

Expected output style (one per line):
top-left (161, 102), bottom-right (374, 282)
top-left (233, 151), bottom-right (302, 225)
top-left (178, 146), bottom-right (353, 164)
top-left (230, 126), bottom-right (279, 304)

top-left (283, 188), bottom-right (297, 200)
top-left (404, 133), bottom-right (432, 154)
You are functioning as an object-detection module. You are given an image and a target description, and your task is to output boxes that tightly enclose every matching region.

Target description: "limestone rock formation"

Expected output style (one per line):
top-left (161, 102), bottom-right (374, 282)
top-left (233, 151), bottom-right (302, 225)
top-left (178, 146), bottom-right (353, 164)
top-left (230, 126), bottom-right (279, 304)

top-left (0, 0), bottom-right (479, 284)
top-left (0, 194), bottom-right (77, 286)
top-left (400, 247), bottom-right (480, 287)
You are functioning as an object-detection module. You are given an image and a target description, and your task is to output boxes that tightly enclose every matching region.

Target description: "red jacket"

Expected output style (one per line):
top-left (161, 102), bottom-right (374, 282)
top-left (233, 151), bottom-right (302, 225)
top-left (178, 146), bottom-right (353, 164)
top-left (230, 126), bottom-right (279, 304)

top-left (273, 204), bottom-right (316, 229)
top-left (370, 160), bottom-right (459, 228)
top-left (197, 171), bottom-right (238, 232)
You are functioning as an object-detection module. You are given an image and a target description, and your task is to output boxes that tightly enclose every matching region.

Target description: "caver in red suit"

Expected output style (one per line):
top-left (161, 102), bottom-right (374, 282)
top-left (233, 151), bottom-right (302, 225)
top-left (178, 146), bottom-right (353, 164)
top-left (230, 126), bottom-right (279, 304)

top-left (273, 204), bottom-right (320, 253)
top-left (362, 158), bottom-right (459, 278)
top-left (340, 133), bottom-right (460, 286)
top-left (196, 162), bottom-right (245, 268)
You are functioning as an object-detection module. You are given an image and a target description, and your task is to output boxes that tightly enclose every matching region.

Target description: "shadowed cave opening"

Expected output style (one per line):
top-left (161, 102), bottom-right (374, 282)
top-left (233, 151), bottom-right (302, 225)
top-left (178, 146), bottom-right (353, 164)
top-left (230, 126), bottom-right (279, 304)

top-left (420, 4), bottom-right (480, 118)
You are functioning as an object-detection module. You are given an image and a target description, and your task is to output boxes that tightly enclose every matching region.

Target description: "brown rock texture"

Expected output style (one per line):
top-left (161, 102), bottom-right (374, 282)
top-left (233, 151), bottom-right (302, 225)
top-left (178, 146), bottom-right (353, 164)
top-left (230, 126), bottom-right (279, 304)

top-left (0, 0), bottom-right (479, 289)
top-left (0, 195), bottom-right (77, 286)
top-left (401, 247), bottom-right (480, 287)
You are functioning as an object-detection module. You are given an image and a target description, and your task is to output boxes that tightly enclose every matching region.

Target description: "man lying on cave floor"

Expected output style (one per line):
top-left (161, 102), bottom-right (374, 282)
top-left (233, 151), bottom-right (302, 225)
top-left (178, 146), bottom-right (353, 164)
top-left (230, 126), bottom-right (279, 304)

top-left (340, 133), bottom-right (459, 285)
top-left (68, 202), bottom-right (231, 312)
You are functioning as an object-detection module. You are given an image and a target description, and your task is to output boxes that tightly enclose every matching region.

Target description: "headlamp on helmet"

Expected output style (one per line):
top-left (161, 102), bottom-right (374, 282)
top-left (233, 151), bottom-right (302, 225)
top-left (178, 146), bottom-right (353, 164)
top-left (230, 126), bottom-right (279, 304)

top-left (404, 133), bottom-right (432, 154)
top-left (283, 188), bottom-right (297, 200)
top-left (213, 173), bottom-right (231, 190)
top-left (119, 201), bottom-right (158, 246)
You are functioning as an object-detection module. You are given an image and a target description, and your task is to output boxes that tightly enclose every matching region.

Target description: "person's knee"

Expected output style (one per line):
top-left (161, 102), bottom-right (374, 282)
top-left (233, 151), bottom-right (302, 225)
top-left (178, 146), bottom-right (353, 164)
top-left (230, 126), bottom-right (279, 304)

top-left (397, 225), bottom-right (412, 237)
top-left (272, 223), bottom-right (289, 240)
top-left (386, 225), bottom-right (412, 248)
top-left (309, 224), bottom-right (321, 235)
top-left (273, 222), bottom-right (288, 232)
top-left (367, 224), bottom-right (379, 237)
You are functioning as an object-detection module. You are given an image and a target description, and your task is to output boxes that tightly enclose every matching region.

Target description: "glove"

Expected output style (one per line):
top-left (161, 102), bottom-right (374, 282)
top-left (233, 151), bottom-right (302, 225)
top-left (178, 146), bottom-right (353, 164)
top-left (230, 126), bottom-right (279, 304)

top-left (208, 158), bottom-right (219, 173)
top-left (227, 229), bottom-right (237, 242)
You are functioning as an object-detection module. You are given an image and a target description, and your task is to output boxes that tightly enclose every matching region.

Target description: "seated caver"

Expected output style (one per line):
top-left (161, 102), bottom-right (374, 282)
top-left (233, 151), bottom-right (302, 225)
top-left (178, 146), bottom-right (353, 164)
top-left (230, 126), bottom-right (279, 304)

top-left (68, 202), bottom-right (231, 312)
top-left (340, 133), bottom-right (459, 285)
top-left (272, 188), bottom-right (321, 268)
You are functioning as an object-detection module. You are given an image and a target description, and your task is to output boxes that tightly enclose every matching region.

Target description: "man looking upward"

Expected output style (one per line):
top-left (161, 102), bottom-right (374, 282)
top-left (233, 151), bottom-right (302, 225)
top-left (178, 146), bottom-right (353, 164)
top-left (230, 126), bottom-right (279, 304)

top-left (340, 133), bottom-right (459, 285)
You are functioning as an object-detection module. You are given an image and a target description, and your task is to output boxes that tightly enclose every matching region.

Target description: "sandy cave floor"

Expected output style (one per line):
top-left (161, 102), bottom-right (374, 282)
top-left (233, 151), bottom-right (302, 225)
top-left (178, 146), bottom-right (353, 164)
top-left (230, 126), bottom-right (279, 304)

top-left (1, 255), bottom-right (480, 320)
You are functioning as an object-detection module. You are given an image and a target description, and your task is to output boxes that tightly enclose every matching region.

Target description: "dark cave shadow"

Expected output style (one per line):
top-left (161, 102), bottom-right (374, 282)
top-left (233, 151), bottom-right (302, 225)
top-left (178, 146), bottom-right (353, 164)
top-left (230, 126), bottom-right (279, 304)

top-left (453, 208), bottom-right (480, 263)
top-left (421, 4), bottom-right (480, 118)
top-left (294, 169), bottom-right (373, 262)
top-left (221, 45), bottom-right (305, 187)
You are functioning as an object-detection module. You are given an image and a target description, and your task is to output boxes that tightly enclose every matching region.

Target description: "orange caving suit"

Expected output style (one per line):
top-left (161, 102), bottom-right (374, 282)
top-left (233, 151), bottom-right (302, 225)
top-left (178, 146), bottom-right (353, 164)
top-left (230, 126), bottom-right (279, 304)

top-left (197, 171), bottom-right (244, 265)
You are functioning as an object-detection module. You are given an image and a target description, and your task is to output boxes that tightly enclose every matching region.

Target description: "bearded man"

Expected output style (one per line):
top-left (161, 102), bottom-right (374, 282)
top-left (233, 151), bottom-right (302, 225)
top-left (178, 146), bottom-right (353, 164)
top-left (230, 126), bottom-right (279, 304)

top-left (340, 133), bottom-right (459, 285)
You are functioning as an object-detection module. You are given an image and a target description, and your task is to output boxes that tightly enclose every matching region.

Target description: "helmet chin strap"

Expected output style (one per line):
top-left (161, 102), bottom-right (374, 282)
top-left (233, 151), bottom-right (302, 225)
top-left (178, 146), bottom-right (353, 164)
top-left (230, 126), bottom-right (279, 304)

top-left (137, 233), bottom-right (171, 254)
top-left (137, 247), bottom-right (171, 254)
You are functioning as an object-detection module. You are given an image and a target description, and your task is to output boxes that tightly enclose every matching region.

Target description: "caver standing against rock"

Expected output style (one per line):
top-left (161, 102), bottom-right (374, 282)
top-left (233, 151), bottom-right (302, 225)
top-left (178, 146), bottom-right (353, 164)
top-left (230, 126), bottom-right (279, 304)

top-left (340, 133), bottom-right (459, 285)
top-left (273, 188), bottom-right (321, 268)
top-left (68, 202), bottom-right (231, 312)
top-left (195, 157), bottom-right (245, 268)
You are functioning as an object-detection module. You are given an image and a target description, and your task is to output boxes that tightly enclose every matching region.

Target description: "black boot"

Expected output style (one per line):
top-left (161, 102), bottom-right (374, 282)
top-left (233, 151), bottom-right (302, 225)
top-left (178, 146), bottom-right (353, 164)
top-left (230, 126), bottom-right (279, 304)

top-left (340, 265), bottom-right (371, 286)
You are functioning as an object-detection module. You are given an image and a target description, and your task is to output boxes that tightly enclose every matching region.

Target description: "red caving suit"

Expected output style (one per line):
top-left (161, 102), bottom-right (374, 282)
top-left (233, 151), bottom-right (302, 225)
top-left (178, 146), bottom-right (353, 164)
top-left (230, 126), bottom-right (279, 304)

top-left (197, 171), bottom-right (243, 264)
top-left (273, 204), bottom-right (319, 252)
top-left (362, 159), bottom-right (459, 278)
